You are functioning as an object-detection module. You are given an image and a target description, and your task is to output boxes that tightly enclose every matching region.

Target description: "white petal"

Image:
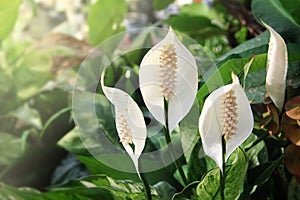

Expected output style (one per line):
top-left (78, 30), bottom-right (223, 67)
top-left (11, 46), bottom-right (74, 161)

top-left (199, 88), bottom-right (223, 170)
top-left (139, 27), bottom-right (198, 132)
top-left (264, 22), bottom-right (288, 111)
top-left (101, 74), bottom-right (147, 172)
top-left (225, 84), bottom-right (253, 160)
top-left (199, 74), bottom-right (253, 171)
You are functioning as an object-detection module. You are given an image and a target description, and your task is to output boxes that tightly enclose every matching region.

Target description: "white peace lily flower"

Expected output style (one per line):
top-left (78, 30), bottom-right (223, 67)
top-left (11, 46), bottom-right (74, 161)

top-left (264, 22), bottom-right (288, 111)
top-left (199, 73), bottom-right (253, 171)
top-left (101, 73), bottom-right (147, 173)
top-left (139, 27), bottom-right (198, 132)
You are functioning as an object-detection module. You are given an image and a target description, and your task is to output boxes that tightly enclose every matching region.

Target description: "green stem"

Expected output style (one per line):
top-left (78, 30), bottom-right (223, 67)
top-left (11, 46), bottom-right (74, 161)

top-left (220, 136), bottom-right (226, 200)
top-left (138, 160), bottom-right (152, 200)
top-left (163, 99), bottom-right (188, 186)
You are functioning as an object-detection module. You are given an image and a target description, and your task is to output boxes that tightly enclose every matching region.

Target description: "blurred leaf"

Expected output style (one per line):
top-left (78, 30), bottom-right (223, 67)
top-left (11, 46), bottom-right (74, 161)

top-left (179, 101), bottom-right (200, 162)
top-left (0, 0), bottom-right (22, 40)
top-left (0, 132), bottom-right (22, 167)
top-left (0, 183), bottom-right (43, 200)
top-left (40, 107), bottom-right (71, 138)
top-left (0, 67), bottom-right (18, 114)
top-left (11, 48), bottom-right (56, 100)
top-left (252, 0), bottom-right (300, 43)
top-left (196, 148), bottom-right (248, 199)
top-left (12, 103), bottom-right (42, 130)
top-left (153, 0), bottom-right (174, 10)
top-left (88, 0), bottom-right (128, 45)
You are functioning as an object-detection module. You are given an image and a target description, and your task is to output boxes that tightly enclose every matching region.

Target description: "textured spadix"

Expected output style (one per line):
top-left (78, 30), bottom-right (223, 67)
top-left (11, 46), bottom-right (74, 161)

top-left (265, 22), bottom-right (288, 111)
top-left (139, 27), bottom-right (198, 132)
top-left (101, 72), bottom-right (146, 173)
top-left (199, 73), bottom-right (253, 171)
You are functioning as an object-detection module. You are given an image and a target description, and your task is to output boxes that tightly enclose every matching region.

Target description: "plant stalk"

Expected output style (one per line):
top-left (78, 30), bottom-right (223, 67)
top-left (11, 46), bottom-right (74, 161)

top-left (220, 135), bottom-right (226, 200)
top-left (138, 160), bottom-right (152, 200)
top-left (163, 99), bottom-right (188, 186)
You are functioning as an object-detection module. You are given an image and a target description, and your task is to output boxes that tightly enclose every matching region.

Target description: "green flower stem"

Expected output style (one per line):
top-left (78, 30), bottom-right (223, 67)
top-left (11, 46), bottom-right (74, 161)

top-left (163, 99), bottom-right (188, 186)
top-left (138, 160), bottom-right (152, 200)
top-left (220, 135), bottom-right (226, 200)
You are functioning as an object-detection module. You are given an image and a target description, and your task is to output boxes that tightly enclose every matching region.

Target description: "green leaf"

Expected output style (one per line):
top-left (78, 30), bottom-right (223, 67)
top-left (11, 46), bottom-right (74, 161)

top-left (179, 101), bottom-right (200, 162)
top-left (165, 3), bottom-right (224, 39)
top-left (50, 154), bottom-right (90, 186)
top-left (12, 103), bottom-right (42, 129)
top-left (187, 141), bottom-right (216, 182)
top-left (153, 0), bottom-right (174, 10)
top-left (0, 132), bottom-right (22, 167)
top-left (196, 148), bottom-right (248, 199)
top-left (46, 175), bottom-right (159, 200)
top-left (247, 155), bottom-right (284, 186)
top-left (172, 181), bottom-right (200, 200)
top-left (153, 181), bottom-right (177, 200)
top-left (87, 0), bottom-right (128, 45)
top-left (11, 48), bottom-right (55, 100)
top-left (288, 176), bottom-right (300, 200)
top-left (0, 0), bottom-right (22, 40)
top-left (197, 54), bottom-right (267, 101)
top-left (252, 0), bottom-right (300, 43)
top-left (280, 0), bottom-right (300, 25)
top-left (0, 183), bottom-right (44, 200)
top-left (0, 67), bottom-right (18, 114)
top-left (216, 31), bottom-right (269, 66)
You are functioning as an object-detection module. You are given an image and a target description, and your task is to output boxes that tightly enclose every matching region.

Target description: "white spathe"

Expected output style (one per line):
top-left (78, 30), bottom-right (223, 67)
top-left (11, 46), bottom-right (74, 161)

top-left (199, 73), bottom-right (253, 171)
top-left (101, 72), bottom-right (147, 173)
top-left (265, 22), bottom-right (288, 112)
top-left (139, 27), bottom-right (198, 133)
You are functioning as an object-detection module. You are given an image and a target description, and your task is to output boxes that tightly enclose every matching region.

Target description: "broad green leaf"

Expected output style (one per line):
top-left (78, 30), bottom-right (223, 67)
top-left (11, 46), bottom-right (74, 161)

top-left (166, 3), bottom-right (224, 39)
top-left (0, 0), bottom-right (22, 40)
top-left (153, 181), bottom-right (177, 200)
top-left (196, 148), bottom-right (248, 200)
top-left (46, 175), bottom-right (159, 200)
top-left (172, 181), bottom-right (200, 200)
top-left (166, 16), bottom-right (224, 39)
top-left (187, 141), bottom-right (216, 182)
top-left (240, 133), bottom-right (268, 169)
top-left (87, 0), bottom-right (128, 45)
top-left (0, 132), bottom-right (22, 166)
top-left (247, 155), bottom-right (284, 186)
top-left (216, 31), bottom-right (269, 65)
top-left (50, 154), bottom-right (90, 186)
top-left (153, 0), bottom-right (174, 10)
top-left (11, 48), bottom-right (60, 100)
top-left (280, 0), bottom-right (300, 25)
top-left (197, 54), bottom-right (267, 102)
top-left (252, 0), bottom-right (300, 43)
